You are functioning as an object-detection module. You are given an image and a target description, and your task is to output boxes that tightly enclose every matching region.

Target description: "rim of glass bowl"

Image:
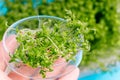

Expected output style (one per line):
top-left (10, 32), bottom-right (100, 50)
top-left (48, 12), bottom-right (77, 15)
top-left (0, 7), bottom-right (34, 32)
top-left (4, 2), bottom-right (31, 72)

top-left (2, 15), bottom-right (83, 79)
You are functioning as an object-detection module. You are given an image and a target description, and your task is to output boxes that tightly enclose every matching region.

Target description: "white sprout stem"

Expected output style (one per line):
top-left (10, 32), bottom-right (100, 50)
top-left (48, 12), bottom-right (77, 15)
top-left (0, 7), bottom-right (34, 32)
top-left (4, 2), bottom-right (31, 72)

top-left (46, 36), bottom-right (63, 54)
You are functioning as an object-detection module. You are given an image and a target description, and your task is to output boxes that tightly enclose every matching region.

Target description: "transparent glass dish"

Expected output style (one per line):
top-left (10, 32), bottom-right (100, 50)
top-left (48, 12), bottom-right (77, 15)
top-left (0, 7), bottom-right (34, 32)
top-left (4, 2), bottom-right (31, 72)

top-left (2, 15), bottom-right (83, 80)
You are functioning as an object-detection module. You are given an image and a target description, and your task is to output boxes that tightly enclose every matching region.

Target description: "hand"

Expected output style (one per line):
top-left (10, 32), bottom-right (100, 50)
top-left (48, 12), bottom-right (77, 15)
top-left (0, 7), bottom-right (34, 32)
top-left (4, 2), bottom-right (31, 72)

top-left (0, 36), bottom-right (80, 80)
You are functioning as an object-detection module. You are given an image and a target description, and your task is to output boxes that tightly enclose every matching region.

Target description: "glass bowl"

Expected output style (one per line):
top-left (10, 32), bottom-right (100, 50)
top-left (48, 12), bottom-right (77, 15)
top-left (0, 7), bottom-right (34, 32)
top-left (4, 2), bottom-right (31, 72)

top-left (2, 15), bottom-right (83, 80)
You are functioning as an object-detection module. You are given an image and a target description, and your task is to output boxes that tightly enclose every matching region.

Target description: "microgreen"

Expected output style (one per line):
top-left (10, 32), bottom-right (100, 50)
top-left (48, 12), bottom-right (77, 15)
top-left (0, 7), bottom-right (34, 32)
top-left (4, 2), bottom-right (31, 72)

top-left (9, 11), bottom-right (90, 78)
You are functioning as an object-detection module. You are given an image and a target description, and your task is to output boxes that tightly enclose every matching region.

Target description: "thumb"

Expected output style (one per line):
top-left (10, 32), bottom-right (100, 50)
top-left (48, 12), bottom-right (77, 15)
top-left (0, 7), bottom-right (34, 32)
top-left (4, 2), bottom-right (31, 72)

top-left (0, 35), bottom-right (18, 71)
top-left (58, 66), bottom-right (80, 80)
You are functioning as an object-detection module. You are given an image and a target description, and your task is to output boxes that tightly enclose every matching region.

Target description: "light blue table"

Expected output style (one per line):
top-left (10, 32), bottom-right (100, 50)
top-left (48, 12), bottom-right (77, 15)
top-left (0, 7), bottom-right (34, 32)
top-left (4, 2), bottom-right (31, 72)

top-left (78, 65), bottom-right (120, 80)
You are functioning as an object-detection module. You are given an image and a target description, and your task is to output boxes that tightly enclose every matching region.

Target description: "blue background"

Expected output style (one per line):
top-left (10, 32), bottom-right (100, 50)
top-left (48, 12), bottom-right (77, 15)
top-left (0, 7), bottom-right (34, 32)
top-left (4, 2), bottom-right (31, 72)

top-left (78, 65), bottom-right (120, 80)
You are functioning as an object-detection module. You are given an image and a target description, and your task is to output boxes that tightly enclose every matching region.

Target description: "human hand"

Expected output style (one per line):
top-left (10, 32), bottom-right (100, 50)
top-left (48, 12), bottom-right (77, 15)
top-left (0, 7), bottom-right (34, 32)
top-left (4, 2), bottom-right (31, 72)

top-left (0, 36), bottom-right (80, 80)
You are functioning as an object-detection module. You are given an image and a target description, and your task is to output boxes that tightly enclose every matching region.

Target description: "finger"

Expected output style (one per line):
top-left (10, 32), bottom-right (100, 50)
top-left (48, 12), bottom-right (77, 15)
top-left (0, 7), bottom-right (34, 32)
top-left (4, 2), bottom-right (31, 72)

top-left (8, 72), bottom-right (27, 80)
top-left (46, 58), bottom-right (67, 78)
top-left (8, 72), bottom-right (28, 80)
top-left (8, 58), bottom-right (67, 80)
top-left (0, 69), bottom-right (11, 80)
top-left (0, 42), bottom-right (5, 71)
top-left (58, 66), bottom-right (80, 80)
top-left (5, 35), bottom-right (18, 54)
top-left (0, 35), bottom-right (18, 71)
top-left (8, 63), bottom-right (39, 80)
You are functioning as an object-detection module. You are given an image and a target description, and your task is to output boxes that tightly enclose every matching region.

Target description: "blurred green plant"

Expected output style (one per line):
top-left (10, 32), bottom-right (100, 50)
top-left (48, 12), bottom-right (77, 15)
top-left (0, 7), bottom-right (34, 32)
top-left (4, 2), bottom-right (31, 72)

top-left (0, 0), bottom-right (120, 69)
top-left (0, 0), bottom-right (37, 39)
